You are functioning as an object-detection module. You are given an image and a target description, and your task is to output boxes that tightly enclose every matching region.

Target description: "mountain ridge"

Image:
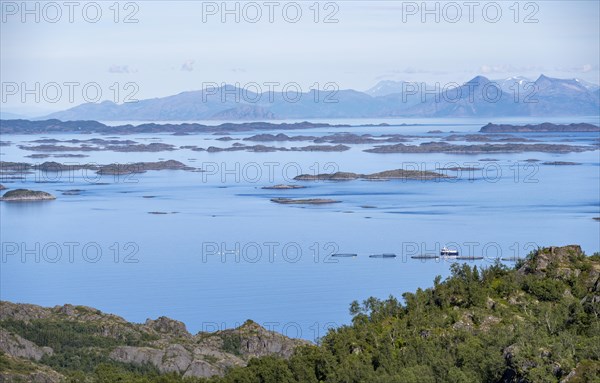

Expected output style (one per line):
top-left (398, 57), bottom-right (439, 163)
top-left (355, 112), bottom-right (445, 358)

top-left (41, 75), bottom-right (600, 121)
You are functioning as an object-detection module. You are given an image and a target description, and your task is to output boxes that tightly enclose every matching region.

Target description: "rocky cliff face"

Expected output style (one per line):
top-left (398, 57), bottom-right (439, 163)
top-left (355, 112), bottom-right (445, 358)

top-left (107, 319), bottom-right (306, 378)
top-left (0, 328), bottom-right (54, 361)
top-left (0, 303), bottom-right (308, 380)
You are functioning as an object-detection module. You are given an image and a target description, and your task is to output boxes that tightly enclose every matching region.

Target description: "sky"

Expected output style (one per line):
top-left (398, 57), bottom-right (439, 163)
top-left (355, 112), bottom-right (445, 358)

top-left (1, 0), bottom-right (599, 114)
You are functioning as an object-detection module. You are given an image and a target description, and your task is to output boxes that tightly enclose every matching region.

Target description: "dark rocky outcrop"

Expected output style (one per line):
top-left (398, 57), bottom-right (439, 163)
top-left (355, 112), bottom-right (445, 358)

top-left (0, 189), bottom-right (55, 201)
top-left (97, 160), bottom-right (192, 175)
top-left (295, 168), bottom-right (449, 181)
top-left (204, 144), bottom-right (350, 153)
top-left (244, 133), bottom-right (317, 142)
top-left (19, 142), bottom-right (176, 153)
top-left (517, 245), bottom-right (593, 279)
top-left (243, 133), bottom-right (412, 145)
top-left (365, 142), bottom-right (595, 154)
top-left (261, 184), bottom-right (306, 190)
top-left (144, 317), bottom-right (191, 338)
top-left (0, 160), bottom-right (194, 177)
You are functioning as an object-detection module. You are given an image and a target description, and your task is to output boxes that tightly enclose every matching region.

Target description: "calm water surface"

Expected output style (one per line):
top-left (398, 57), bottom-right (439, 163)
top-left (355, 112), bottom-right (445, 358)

top-left (1, 117), bottom-right (599, 340)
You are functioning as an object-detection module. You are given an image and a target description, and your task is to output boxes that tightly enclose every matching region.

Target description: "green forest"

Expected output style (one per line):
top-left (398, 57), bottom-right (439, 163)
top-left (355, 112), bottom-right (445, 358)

top-left (2, 245), bottom-right (599, 383)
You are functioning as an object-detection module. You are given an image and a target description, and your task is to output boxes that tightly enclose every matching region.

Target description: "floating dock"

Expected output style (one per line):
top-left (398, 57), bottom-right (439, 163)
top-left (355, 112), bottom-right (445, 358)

top-left (369, 253), bottom-right (397, 258)
top-left (411, 255), bottom-right (439, 259)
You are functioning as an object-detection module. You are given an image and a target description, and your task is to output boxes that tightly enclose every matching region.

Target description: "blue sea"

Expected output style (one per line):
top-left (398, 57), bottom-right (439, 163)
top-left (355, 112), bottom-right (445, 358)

top-left (1, 117), bottom-right (599, 341)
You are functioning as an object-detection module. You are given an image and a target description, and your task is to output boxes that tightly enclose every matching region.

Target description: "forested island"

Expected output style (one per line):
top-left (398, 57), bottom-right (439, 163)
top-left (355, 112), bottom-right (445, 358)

top-left (0, 120), bottom-right (355, 135)
top-left (3, 120), bottom-right (598, 155)
top-left (1, 245), bottom-right (599, 382)
top-left (3, 119), bottom-right (598, 136)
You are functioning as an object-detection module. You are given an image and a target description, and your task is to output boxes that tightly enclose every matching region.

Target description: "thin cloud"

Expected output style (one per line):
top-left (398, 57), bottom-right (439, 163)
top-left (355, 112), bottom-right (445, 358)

top-left (479, 64), bottom-right (543, 74)
top-left (181, 60), bottom-right (195, 72)
top-left (391, 68), bottom-right (448, 75)
top-left (375, 68), bottom-right (448, 80)
top-left (555, 64), bottom-right (598, 74)
top-left (108, 65), bottom-right (135, 74)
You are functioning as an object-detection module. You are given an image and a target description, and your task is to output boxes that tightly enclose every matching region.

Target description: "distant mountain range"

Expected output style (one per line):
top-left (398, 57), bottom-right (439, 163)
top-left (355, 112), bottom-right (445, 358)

top-left (41, 75), bottom-right (600, 121)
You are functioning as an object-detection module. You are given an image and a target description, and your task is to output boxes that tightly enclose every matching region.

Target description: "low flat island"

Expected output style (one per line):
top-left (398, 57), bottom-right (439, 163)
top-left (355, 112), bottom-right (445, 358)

top-left (270, 198), bottom-right (341, 205)
top-left (0, 189), bottom-right (56, 201)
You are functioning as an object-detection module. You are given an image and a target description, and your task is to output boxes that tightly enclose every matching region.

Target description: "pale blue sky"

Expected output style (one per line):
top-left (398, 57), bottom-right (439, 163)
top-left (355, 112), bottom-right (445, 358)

top-left (1, 1), bottom-right (599, 113)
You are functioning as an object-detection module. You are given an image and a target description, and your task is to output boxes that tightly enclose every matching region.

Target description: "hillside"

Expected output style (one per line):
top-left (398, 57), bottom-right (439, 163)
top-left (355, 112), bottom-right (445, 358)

top-left (0, 305), bottom-right (307, 382)
top-left (1, 245), bottom-right (599, 382)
